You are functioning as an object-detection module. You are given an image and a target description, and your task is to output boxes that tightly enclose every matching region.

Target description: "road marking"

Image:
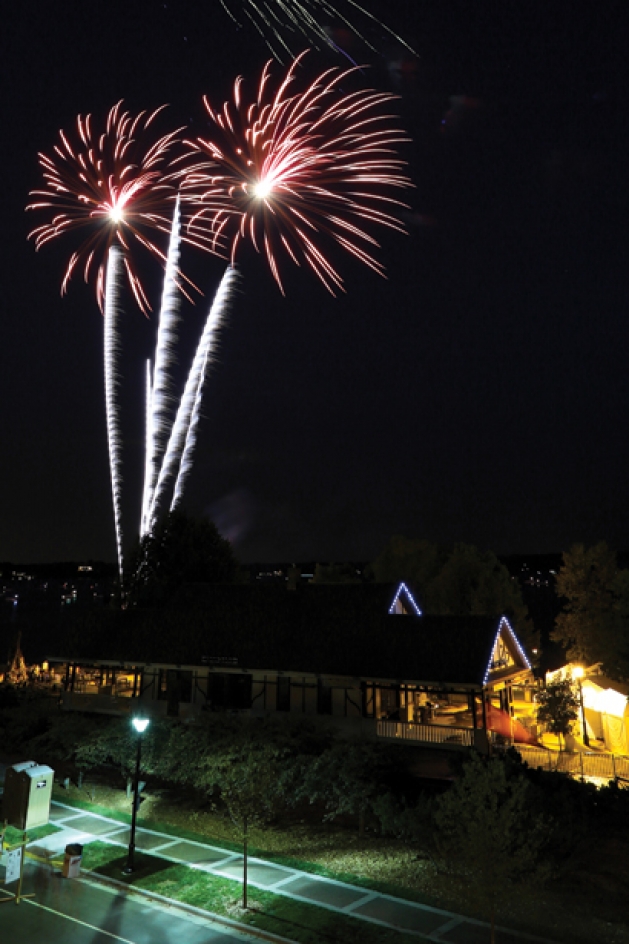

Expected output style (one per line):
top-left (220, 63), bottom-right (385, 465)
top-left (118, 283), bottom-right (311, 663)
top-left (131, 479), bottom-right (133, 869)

top-left (429, 915), bottom-right (464, 939)
top-left (24, 899), bottom-right (137, 943)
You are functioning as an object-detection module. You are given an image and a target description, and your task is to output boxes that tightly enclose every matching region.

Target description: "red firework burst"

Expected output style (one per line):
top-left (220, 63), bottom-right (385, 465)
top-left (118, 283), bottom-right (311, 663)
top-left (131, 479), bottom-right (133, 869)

top-left (180, 52), bottom-right (412, 294)
top-left (27, 101), bottom-right (196, 315)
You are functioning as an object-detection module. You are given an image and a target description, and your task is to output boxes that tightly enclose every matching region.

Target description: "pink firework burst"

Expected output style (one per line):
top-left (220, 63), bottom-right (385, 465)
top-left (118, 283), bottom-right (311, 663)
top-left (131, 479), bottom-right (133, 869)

top-left (27, 101), bottom-right (200, 315)
top-left (180, 52), bottom-right (412, 295)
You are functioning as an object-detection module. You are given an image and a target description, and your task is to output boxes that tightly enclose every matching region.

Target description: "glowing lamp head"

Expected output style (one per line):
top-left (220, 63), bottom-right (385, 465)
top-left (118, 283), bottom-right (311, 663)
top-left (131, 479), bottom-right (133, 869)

top-left (132, 717), bottom-right (150, 734)
top-left (572, 666), bottom-right (584, 680)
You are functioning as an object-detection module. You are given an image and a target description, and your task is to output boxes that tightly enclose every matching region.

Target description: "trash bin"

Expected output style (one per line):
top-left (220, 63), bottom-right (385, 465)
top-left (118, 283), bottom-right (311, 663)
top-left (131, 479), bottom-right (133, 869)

top-left (62, 843), bottom-right (83, 878)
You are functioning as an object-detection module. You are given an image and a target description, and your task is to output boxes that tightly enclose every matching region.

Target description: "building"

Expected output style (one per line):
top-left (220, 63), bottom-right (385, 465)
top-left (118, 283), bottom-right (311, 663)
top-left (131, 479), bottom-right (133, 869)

top-left (48, 582), bottom-right (536, 752)
top-left (547, 663), bottom-right (629, 754)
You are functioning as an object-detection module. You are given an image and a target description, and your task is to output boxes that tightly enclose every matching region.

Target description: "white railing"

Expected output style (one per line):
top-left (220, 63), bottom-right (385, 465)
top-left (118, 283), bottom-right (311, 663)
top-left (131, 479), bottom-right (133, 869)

top-left (377, 720), bottom-right (474, 747)
top-left (516, 744), bottom-right (629, 782)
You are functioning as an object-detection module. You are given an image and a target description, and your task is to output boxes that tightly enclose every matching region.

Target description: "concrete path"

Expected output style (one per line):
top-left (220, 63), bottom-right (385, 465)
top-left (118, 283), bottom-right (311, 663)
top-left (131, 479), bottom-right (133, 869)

top-left (11, 799), bottom-right (559, 944)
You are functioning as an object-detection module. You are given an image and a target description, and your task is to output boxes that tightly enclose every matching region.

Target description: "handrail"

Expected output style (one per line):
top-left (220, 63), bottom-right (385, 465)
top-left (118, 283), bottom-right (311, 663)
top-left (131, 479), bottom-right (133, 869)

top-left (377, 720), bottom-right (474, 747)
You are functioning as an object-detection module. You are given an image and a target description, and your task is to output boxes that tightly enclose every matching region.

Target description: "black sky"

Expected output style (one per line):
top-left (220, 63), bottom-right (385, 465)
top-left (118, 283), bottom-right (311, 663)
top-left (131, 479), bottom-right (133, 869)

top-left (1, 1), bottom-right (628, 565)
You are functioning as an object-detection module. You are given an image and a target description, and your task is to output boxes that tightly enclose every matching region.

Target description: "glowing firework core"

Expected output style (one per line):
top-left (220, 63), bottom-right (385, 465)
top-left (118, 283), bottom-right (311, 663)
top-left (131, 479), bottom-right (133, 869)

top-left (182, 53), bottom-right (412, 294)
top-left (254, 179), bottom-right (273, 199)
top-left (26, 102), bottom-right (195, 315)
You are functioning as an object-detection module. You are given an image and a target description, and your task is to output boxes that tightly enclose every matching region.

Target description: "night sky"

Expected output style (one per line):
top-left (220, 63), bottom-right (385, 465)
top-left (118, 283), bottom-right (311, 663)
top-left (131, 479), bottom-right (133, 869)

top-left (2, 1), bottom-right (628, 566)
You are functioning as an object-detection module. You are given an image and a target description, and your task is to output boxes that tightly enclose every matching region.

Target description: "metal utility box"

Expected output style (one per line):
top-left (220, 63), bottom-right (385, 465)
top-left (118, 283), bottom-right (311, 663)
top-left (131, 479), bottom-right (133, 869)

top-left (3, 761), bottom-right (54, 830)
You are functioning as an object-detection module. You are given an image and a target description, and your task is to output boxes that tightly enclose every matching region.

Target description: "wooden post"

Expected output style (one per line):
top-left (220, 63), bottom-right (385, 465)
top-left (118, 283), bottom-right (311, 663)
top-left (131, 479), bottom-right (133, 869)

top-left (0, 833), bottom-right (35, 905)
top-left (470, 692), bottom-right (478, 730)
top-left (15, 833), bottom-right (27, 904)
top-left (242, 815), bottom-right (248, 910)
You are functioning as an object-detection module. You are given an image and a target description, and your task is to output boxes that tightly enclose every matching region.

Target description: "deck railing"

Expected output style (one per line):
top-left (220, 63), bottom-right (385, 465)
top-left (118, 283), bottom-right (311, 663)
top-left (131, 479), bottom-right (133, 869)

top-left (377, 720), bottom-right (474, 747)
top-left (516, 744), bottom-right (629, 782)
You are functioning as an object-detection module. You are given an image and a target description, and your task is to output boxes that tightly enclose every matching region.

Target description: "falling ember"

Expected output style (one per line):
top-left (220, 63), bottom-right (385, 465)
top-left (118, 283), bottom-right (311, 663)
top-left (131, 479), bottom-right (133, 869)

top-left (180, 52), bottom-right (413, 295)
top-left (26, 101), bottom-right (201, 315)
top-left (218, 0), bottom-right (415, 61)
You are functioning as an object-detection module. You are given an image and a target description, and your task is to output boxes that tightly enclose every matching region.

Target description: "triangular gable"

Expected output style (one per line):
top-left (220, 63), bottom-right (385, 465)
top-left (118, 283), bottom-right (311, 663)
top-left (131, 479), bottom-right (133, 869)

top-left (388, 582), bottom-right (422, 616)
top-left (483, 616), bottom-right (531, 684)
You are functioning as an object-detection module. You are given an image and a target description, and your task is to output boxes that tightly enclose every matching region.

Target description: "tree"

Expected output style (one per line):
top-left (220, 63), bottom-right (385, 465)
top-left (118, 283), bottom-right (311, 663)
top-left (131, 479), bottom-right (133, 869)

top-left (429, 543), bottom-right (530, 634)
top-left (126, 510), bottom-right (240, 606)
top-left (433, 752), bottom-right (549, 944)
top-left (552, 542), bottom-right (629, 679)
top-left (535, 678), bottom-right (578, 749)
top-left (193, 723), bottom-right (291, 909)
top-left (369, 536), bottom-right (534, 644)
top-left (368, 535), bottom-right (446, 591)
top-left (310, 562), bottom-right (362, 584)
top-left (297, 739), bottom-right (412, 836)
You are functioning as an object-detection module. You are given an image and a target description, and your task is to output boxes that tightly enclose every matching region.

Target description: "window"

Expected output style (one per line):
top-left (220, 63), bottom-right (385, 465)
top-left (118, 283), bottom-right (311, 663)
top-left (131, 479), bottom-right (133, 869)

top-left (229, 674), bottom-right (252, 710)
top-left (317, 679), bottom-right (332, 715)
top-left (207, 672), bottom-right (225, 707)
top-left (207, 673), bottom-right (252, 710)
top-left (277, 676), bottom-right (291, 712)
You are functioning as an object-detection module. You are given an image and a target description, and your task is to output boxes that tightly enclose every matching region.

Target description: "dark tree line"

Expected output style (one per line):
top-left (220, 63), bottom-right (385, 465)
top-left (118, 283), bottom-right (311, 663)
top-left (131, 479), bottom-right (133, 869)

top-left (552, 542), bottom-right (629, 681)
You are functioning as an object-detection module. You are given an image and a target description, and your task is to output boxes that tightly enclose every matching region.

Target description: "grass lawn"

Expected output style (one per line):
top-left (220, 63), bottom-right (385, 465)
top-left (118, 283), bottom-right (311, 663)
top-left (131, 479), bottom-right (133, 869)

top-left (4, 822), bottom-right (62, 845)
top-left (81, 840), bottom-right (420, 944)
top-left (50, 781), bottom-right (629, 944)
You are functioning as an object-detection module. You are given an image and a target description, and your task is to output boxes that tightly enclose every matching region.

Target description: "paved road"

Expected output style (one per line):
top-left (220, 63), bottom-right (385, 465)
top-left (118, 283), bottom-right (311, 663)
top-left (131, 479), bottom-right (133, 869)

top-left (0, 858), bottom-right (268, 944)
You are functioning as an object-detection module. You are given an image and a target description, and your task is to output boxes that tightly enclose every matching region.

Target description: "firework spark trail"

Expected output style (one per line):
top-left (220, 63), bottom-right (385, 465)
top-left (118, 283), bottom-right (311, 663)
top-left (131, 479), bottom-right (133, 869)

top-left (218, 0), bottom-right (415, 61)
top-left (104, 247), bottom-right (126, 583)
top-left (140, 360), bottom-right (154, 537)
top-left (140, 197), bottom-right (184, 537)
top-left (28, 106), bottom-right (231, 575)
top-left (26, 102), bottom-right (213, 315)
top-left (169, 346), bottom-right (211, 515)
top-left (148, 267), bottom-right (237, 530)
top-left (180, 52), bottom-right (412, 295)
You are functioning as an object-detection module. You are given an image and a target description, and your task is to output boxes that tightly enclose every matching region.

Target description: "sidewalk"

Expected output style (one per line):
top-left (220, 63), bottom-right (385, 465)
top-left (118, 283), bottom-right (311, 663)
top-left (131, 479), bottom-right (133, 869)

top-left (14, 798), bottom-right (559, 944)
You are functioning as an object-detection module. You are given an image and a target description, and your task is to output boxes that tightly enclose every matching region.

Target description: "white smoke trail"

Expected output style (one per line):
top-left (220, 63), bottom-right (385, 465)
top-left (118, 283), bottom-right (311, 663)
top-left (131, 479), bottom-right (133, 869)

top-left (169, 344), bottom-right (210, 514)
top-left (139, 359), bottom-right (153, 536)
top-left (148, 266), bottom-right (236, 529)
top-left (104, 246), bottom-right (125, 584)
top-left (140, 197), bottom-right (183, 537)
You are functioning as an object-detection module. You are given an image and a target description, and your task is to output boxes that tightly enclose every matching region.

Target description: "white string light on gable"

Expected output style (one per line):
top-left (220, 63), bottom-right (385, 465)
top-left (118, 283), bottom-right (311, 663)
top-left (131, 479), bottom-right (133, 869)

top-left (388, 582), bottom-right (422, 616)
top-left (483, 616), bottom-right (532, 685)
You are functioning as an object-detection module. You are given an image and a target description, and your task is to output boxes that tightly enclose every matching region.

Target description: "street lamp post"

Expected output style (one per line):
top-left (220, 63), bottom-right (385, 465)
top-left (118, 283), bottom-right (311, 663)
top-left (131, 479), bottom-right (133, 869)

top-left (572, 667), bottom-right (590, 748)
top-left (123, 716), bottom-right (149, 874)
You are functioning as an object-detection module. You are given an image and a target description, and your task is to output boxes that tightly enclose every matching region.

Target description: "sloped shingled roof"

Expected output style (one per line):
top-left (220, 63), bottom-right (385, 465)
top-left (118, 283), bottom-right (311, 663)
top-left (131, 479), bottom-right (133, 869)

top-left (59, 583), bottom-right (512, 688)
